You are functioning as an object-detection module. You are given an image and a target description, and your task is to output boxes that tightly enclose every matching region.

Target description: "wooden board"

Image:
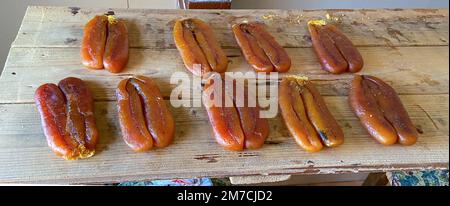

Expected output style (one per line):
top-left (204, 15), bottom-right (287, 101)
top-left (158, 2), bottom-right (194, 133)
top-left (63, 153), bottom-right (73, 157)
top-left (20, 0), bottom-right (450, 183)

top-left (0, 6), bottom-right (448, 184)
top-left (0, 46), bottom-right (448, 103)
top-left (12, 7), bottom-right (448, 48)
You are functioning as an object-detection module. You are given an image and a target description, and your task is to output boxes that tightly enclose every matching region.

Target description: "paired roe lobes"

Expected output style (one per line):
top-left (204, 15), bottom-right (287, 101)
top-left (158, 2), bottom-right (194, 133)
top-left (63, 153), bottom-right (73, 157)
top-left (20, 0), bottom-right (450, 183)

top-left (34, 14), bottom-right (419, 160)
top-left (35, 77), bottom-right (98, 160)
top-left (81, 15), bottom-right (129, 73)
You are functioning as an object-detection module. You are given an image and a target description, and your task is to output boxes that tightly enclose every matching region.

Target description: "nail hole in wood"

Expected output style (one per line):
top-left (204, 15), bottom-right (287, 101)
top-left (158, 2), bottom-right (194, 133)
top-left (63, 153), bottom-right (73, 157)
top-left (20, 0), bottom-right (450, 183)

top-left (105, 10), bottom-right (115, 16)
top-left (416, 126), bottom-right (424, 134)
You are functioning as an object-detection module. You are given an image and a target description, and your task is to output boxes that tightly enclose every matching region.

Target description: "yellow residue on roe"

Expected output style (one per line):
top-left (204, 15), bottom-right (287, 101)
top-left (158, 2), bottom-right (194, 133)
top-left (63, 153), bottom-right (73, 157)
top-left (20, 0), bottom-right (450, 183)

top-left (107, 15), bottom-right (118, 24)
top-left (308, 19), bottom-right (327, 26)
top-left (285, 75), bottom-right (310, 85)
top-left (62, 145), bottom-right (95, 160)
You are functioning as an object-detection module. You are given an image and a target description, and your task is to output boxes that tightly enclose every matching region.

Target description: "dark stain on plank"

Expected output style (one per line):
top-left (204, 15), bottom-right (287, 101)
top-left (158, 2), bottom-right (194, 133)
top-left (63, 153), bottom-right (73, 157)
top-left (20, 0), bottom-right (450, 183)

top-left (351, 21), bottom-right (363, 26)
top-left (194, 154), bottom-right (220, 163)
top-left (373, 35), bottom-right (396, 50)
top-left (417, 16), bottom-right (442, 29)
top-left (302, 35), bottom-right (312, 43)
top-left (145, 23), bottom-right (153, 31)
top-left (238, 152), bottom-right (259, 158)
top-left (387, 8), bottom-right (404, 11)
top-left (64, 38), bottom-right (77, 44)
top-left (69, 7), bottom-right (80, 16)
top-left (105, 10), bottom-right (115, 16)
top-left (386, 27), bottom-right (410, 42)
top-left (422, 14), bottom-right (445, 18)
top-left (344, 122), bottom-right (352, 129)
top-left (424, 22), bottom-right (438, 29)
top-left (265, 140), bottom-right (282, 145)
top-left (416, 125), bottom-right (424, 134)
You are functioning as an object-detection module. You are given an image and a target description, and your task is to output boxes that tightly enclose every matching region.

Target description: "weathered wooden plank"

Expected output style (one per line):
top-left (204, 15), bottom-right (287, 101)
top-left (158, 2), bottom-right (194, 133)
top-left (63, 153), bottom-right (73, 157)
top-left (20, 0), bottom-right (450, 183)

top-left (1, 6), bottom-right (448, 184)
top-left (12, 7), bottom-right (449, 49)
top-left (1, 46), bottom-right (448, 103)
top-left (0, 94), bottom-right (447, 184)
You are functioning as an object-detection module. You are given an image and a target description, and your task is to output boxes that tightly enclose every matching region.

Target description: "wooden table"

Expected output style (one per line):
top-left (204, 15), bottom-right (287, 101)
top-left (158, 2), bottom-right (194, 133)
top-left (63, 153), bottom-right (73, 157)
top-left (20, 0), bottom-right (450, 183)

top-left (0, 6), bottom-right (448, 184)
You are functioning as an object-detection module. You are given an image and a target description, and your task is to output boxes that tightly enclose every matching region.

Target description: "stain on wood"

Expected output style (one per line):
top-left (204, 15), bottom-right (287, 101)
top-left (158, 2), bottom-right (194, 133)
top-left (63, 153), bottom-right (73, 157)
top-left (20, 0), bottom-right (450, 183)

top-left (194, 154), bottom-right (220, 163)
top-left (69, 7), bottom-right (80, 16)
top-left (64, 38), bottom-right (77, 44)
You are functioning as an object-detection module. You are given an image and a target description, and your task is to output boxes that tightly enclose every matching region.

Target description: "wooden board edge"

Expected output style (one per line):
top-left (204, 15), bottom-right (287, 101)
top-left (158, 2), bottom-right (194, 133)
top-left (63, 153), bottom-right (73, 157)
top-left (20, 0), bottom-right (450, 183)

top-left (0, 162), bottom-right (447, 185)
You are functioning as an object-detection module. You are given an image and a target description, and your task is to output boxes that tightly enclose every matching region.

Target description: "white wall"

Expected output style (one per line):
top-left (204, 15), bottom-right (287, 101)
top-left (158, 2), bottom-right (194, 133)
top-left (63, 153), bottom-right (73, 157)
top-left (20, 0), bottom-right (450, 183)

top-left (1, 0), bottom-right (449, 73)
top-left (232, 0), bottom-right (448, 9)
